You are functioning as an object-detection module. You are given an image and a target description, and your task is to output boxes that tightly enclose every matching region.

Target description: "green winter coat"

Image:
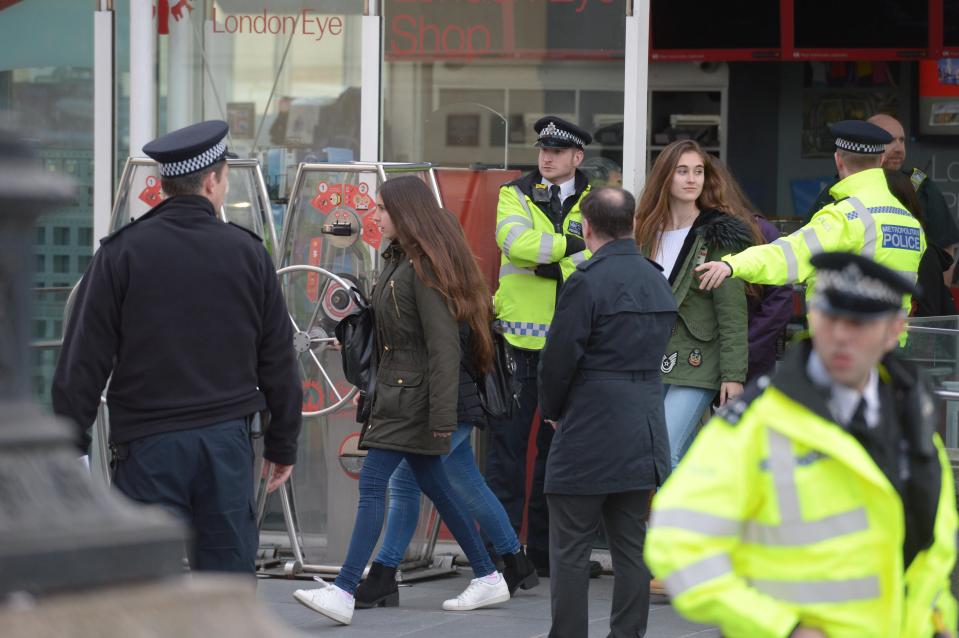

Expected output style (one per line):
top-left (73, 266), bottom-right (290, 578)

top-left (359, 243), bottom-right (459, 455)
top-left (647, 210), bottom-right (752, 391)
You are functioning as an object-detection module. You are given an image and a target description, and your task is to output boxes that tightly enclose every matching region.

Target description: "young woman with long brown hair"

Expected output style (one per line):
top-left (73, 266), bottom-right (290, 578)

top-left (636, 140), bottom-right (762, 469)
top-left (293, 176), bottom-right (514, 625)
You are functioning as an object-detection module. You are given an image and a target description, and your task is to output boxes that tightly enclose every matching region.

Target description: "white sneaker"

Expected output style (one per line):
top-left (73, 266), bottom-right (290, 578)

top-left (293, 583), bottom-right (355, 625)
top-left (442, 572), bottom-right (510, 611)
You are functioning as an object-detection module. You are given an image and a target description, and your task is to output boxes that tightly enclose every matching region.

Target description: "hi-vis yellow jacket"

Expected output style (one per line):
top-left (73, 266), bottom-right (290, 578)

top-left (645, 343), bottom-right (958, 638)
top-left (494, 171), bottom-right (591, 350)
top-left (723, 168), bottom-right (925, 315)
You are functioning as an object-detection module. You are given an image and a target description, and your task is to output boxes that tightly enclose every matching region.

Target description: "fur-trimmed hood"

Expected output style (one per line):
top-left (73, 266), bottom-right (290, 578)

top-left (694, 208), bottom-right (754, 251)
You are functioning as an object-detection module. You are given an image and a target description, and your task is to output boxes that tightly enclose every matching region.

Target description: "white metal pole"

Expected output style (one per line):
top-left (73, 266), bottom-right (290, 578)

top-left (622, 1), bottom-right (650, 197)
top-left (360, 11), bottom-right (382, 162)
top-left (93, 7), bottom-right (115, 245)
top-left (129, 0), bottom-right (157, 157)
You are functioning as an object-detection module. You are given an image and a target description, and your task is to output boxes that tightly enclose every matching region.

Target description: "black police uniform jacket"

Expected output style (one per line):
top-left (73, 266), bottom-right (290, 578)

top-left (52, 195), bottom-right (302, 466)
top-left (538, 238), bottom-right (677, 495)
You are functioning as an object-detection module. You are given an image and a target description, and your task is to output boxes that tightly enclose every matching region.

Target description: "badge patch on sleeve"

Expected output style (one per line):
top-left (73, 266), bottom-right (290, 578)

top-left (661, 351), bottom-right (678, 374)
top-left (688, 349), bottom-right (703, 367)
top-left (881, 225), bottom-right (921, 251)
top-left (567, 220), bottom-right (583, 237)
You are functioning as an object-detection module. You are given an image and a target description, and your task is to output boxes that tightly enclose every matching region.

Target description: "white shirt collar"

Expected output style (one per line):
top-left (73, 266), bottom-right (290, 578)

top-left (540, 175), bottom-right (576, 202)
top-left (806, 351), bottom-right (880, 429)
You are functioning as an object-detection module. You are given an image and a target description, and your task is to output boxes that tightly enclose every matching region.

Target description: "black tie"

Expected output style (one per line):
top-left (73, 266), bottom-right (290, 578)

top-left (847, 397), bottom-right (869, 435)
top-left (549, 184), bottom-right (563, 228)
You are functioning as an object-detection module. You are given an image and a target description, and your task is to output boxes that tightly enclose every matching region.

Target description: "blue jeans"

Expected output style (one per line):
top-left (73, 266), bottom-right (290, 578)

top-left (334, 447), bottom-right (497, 594)
top-left (663, 384), bottom-right (716, 469)
top-left (374, 423), bottom-right (521, 568)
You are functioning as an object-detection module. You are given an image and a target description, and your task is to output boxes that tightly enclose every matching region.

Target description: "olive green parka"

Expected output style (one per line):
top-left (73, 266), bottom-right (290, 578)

top-left (646, 209), bottom-right (753, 391)
top-left (359, 243), bottom-right (459, 455)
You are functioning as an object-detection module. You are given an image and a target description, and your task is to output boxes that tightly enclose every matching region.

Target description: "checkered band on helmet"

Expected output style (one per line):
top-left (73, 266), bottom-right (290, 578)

top-left (834, 137), bottom-right (885, 155)
top-left (539, 122), bottom-right (585, 147)
top-left (158, 140), bottom-right (227, 177)
top-left (816, 263), bottom-right (903, 305)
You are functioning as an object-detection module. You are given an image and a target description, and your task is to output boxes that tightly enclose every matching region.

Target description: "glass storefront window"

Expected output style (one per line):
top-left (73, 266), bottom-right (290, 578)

top-left (382, 0), bottom-right (627, 180)
top-left (158, 0), bottom-right (365, 231)
top-left (0, 0), bottom-right (110, 406)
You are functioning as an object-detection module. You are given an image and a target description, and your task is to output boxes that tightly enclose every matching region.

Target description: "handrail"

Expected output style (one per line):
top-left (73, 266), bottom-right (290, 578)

top-left (906, 325), bottom-right (959, 335)
top-left (31, 339), bottom-right (63, 350)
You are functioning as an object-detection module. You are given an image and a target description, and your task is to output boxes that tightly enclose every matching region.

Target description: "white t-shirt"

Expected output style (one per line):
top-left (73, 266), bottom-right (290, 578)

top-left (654, 226), bottom-right (693, 278)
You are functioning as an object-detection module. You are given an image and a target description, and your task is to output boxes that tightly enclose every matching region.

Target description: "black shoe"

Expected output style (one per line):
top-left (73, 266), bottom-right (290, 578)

top-left (589, 560), bottom-right (602, 579)
top-left (502, 548), bottom-right (539, 595)
top-left (526, 547), bottom-right (550, 577)
top-left (354, 562), bottom-right (399, 609)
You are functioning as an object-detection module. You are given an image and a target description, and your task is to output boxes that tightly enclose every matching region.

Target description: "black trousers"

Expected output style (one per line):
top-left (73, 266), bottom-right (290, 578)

top-left (113, 417), bottom-right (258, 574)
top-left (485, 347), bottom-right (552, 561)
top-left (547, 490), bottom-right (652, 638)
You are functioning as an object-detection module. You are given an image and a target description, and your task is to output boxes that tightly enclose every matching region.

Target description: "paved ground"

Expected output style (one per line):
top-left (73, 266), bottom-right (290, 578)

top-left (256, 568), bottom-right (721, 637)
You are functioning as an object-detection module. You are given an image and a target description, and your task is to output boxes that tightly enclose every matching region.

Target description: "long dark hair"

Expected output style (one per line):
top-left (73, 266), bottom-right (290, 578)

top-left (884, 168), bottom-right (926, 229)
top-left (380, 176), bottom-right (494, 373)
top-left (635, 140), bottom-right (763, 256)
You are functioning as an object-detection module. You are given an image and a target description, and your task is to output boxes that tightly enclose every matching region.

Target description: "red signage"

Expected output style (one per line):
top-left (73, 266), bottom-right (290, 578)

top-left (385, 0), bottom-right (624, 61)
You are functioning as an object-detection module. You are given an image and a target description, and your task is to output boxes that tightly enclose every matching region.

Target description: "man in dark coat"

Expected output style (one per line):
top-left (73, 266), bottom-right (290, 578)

top-left (52, 120), bottom-right (302, 574)
top-left (538, 187), bottom-right (677, 638)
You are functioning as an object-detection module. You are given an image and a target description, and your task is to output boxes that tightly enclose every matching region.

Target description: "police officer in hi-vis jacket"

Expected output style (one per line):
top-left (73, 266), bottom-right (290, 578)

top-left (646, 252), bottom-right (957, 638)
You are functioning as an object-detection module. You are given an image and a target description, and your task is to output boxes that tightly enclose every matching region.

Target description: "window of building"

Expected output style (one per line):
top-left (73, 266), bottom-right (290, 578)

top-left (382, 1), bottom-right (627, 178)
top-left (32, 320), bottom-right (47, 340)
top-left (77, 254), bottom-right (92, 272)
top-left (53, 226), bottom-right (71, 246)
top-left (36, 226), bottom-right (45, 244)
top-left (158, 2), bottom-right (364, 203)
top-left (36, 254), bottom-right (46, 272)
top-left (78, 226), bottom-right (92, 247)
top-left (53, 255), bottom-right (70, 273)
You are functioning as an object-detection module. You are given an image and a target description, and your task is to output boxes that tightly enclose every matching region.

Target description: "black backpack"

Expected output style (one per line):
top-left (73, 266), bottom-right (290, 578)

top-left (334, 288), bottom-right (376, 423)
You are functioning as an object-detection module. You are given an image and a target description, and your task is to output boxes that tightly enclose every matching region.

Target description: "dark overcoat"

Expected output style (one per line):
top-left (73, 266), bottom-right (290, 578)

top-left (539, 238), bottom-right (677, 495)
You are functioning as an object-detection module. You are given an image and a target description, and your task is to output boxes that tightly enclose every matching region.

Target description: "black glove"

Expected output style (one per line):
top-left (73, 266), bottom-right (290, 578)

top-left (534, 263), bottom-right (563, 281)
top-left (563, 234), bottom-right (586, 256)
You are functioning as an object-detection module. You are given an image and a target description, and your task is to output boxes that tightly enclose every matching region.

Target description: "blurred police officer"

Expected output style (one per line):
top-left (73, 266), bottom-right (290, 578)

top-left (646, 253), bottom-right (958, 638)
top-left (488, 115), bottom-right (597, 575)
top-left (697, 121), bottom-right (926, 320)
top-left (539, 187), bottom-right (676, 638)
top-left (52, 120), bottom-right (302, 574)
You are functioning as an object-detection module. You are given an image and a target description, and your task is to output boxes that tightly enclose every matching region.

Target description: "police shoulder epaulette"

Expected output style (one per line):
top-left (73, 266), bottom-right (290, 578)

top-left (99, 209), bottom-right (159, 245)
top-left (715, 375), bottom-right (770, 425)
top-left (910, 168), bottom-right (928, 191)
top-left (226, 221), bottom-right (263, 242)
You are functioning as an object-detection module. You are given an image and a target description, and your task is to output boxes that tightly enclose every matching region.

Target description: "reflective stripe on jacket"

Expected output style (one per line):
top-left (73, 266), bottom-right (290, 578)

top-left (724, 168), bottom-right (925, 315)
top-left (493, 173), bottom-right (590, 350)
top-left (645, 346), bottom-right (958, 638)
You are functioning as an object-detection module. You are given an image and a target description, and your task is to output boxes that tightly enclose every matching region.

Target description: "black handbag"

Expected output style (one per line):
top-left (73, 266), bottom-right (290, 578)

top-left (479, 326), bottom-right (519, 420)
top-left (334, 287), bottom-right (376, 423)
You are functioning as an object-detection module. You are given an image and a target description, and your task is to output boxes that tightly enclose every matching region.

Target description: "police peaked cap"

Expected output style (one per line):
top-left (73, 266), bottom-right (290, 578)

top-left (810, 252), bottom-right (916, 319)
top-left (143, 120), bottom-right (237, 178)
top-left (828, 120), bottom-right (893, 155)
top-left (534, 116), bottom-right (592, 149)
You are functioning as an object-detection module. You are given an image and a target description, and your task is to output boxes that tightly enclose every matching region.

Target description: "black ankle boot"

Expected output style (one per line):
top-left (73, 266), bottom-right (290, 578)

top-left (355, 562), bottom-right (399, 609)
top-left (502, 549), bottom-right (539, 596)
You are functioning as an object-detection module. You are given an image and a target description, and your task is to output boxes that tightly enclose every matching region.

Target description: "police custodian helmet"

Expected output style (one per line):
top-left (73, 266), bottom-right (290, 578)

top-left (810, 252), bottom-right (917, 319)
top-left (143, 120), bottom-right (238, 178)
